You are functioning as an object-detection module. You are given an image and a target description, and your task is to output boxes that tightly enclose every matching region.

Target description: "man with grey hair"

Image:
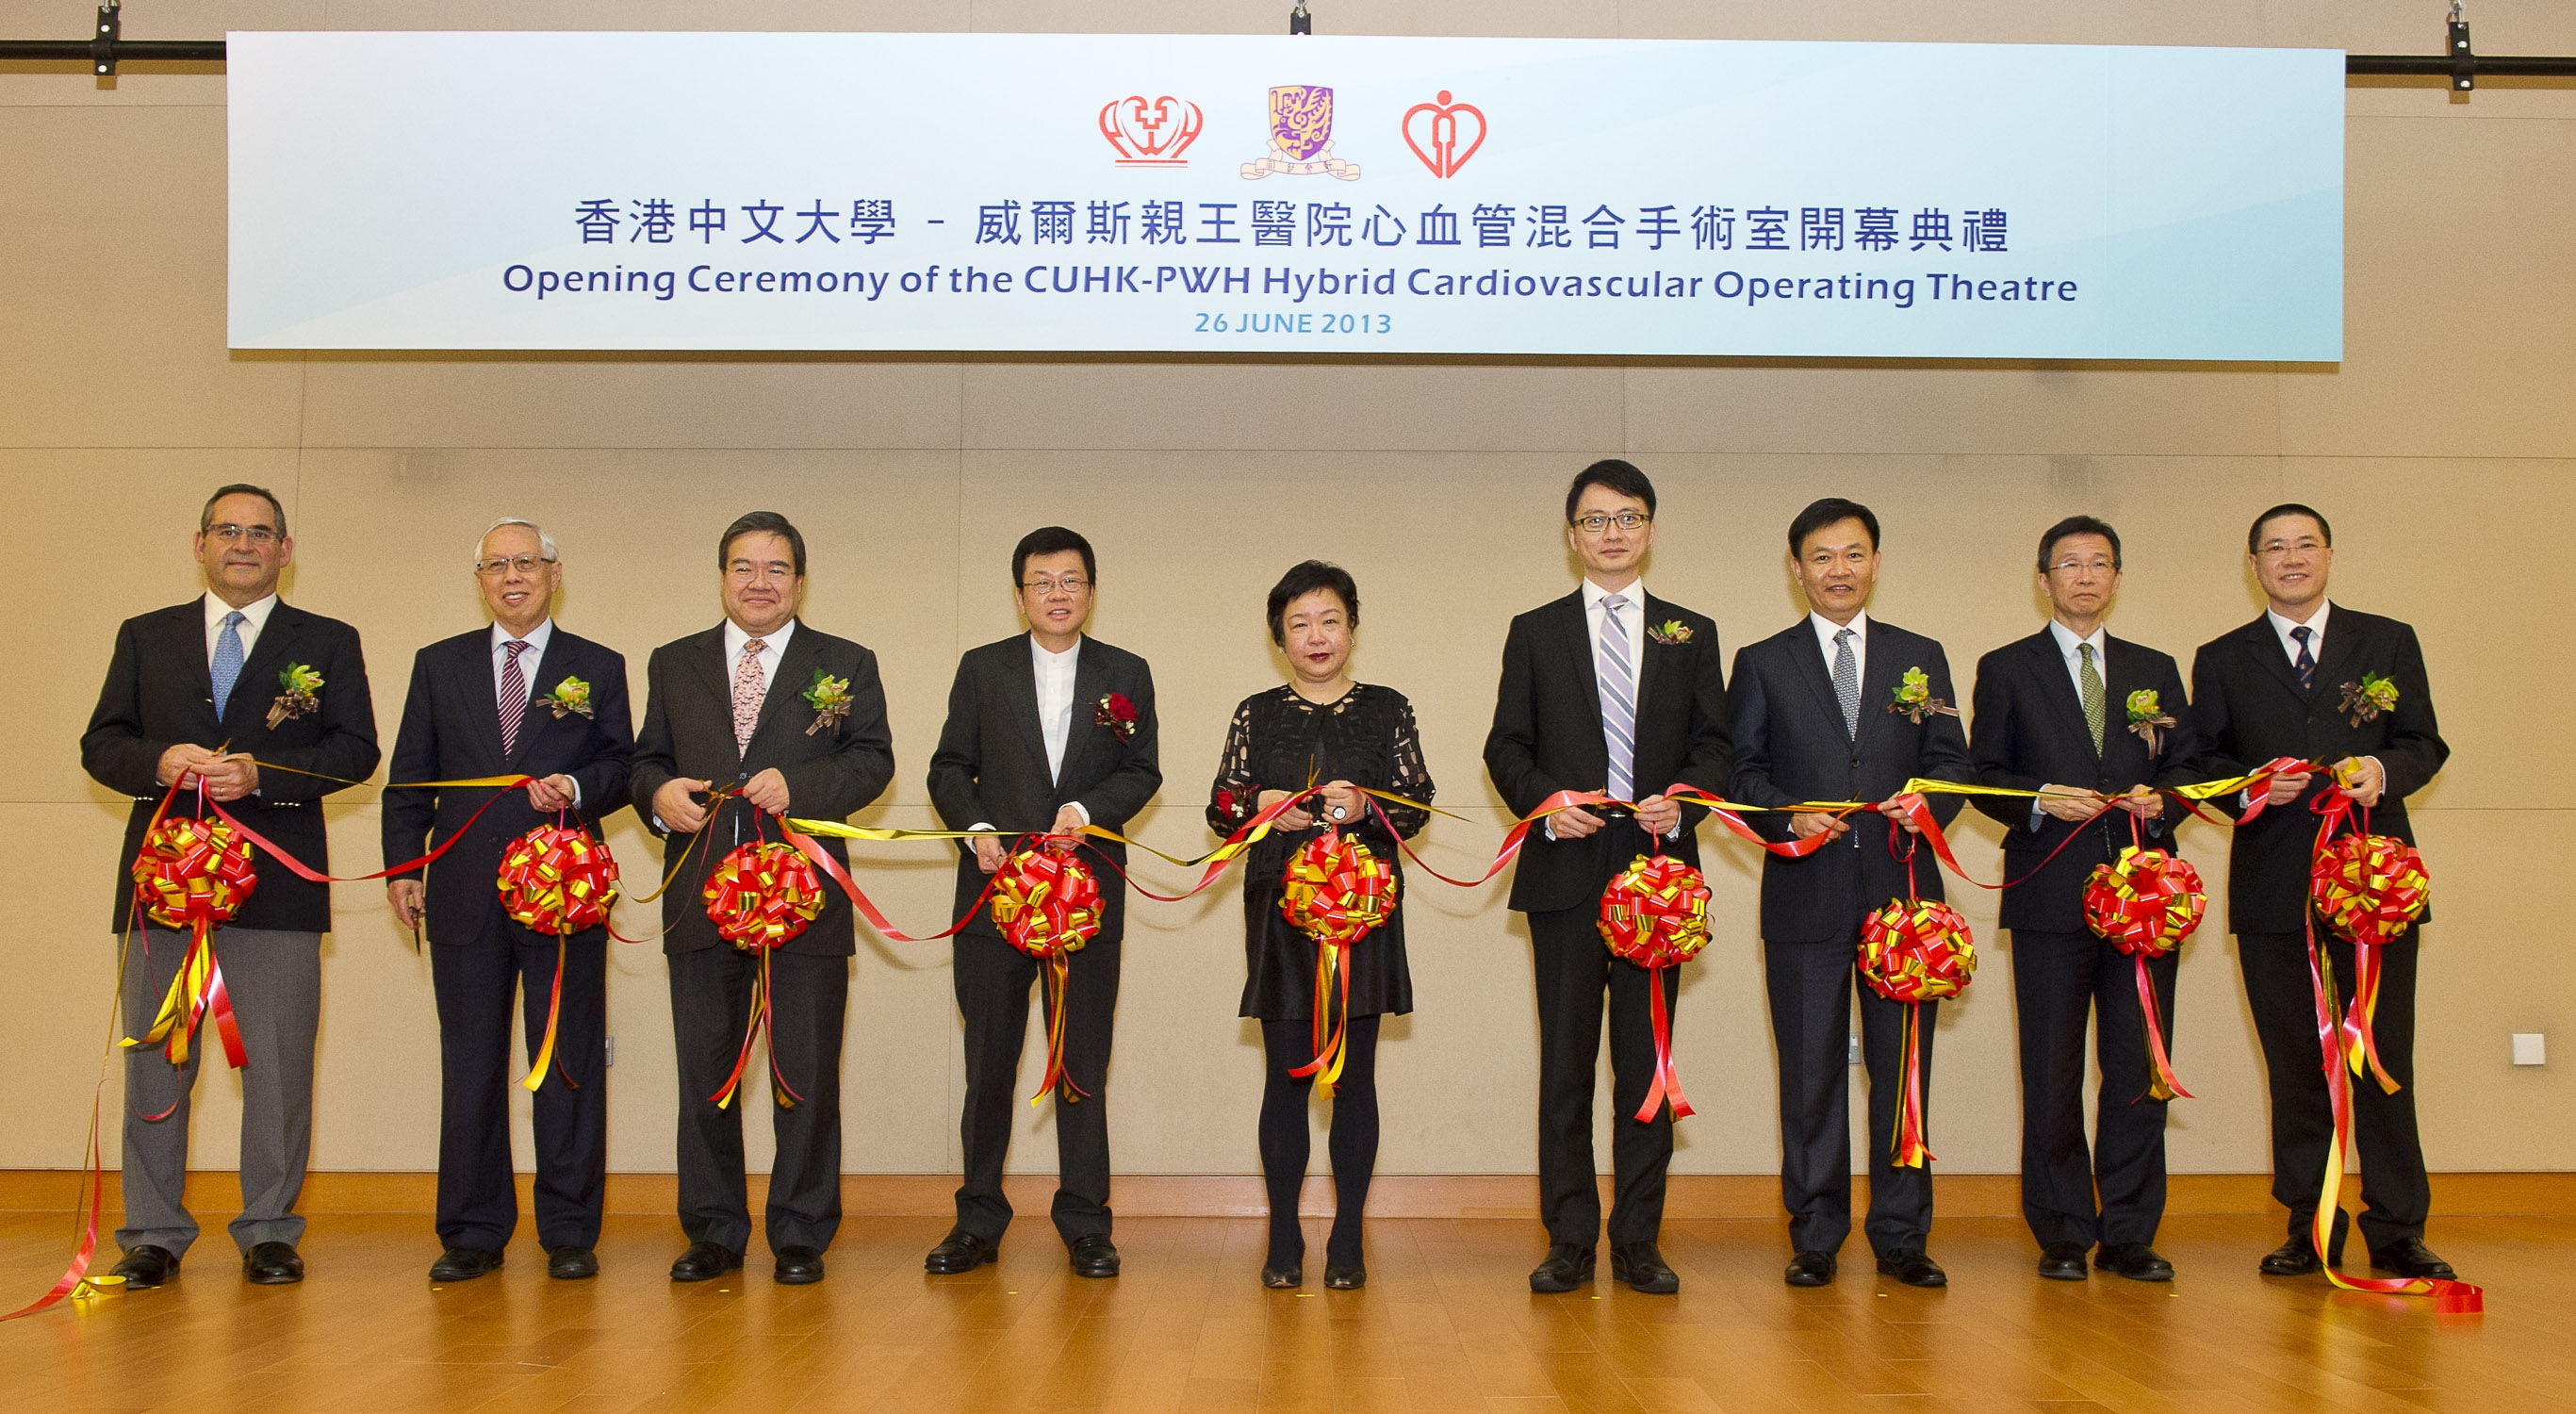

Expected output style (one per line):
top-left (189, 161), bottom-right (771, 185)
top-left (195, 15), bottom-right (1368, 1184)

top-left (82, 484), bottom-right (379, 1288)
top-left (384, 517), bottom-right (634, 1282)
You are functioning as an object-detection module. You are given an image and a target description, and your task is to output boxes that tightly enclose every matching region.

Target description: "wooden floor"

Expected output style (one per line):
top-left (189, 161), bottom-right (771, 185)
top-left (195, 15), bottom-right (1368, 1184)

top-left (4, 1210), bottom-right (2569, 1413)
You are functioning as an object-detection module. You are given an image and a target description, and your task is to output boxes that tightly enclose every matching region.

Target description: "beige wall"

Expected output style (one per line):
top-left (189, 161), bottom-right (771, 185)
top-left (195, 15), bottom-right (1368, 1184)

top-left (3, 2), bottom-right (2569, 1183)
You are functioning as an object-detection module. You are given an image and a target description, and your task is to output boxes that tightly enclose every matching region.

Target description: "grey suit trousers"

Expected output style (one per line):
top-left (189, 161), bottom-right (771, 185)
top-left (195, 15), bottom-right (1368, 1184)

top-left (116, 927), bottom-right (321, 1258)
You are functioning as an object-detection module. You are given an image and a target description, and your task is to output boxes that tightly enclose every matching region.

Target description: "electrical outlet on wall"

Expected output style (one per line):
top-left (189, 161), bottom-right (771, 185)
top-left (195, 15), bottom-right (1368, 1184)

top-left (2512, 1033), bottom-right (2545, 1066)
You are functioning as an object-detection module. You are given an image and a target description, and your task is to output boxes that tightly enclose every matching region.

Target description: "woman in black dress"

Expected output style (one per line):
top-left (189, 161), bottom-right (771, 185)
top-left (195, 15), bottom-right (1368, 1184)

top-left (1207, 561), bottom-right (1434, 1291)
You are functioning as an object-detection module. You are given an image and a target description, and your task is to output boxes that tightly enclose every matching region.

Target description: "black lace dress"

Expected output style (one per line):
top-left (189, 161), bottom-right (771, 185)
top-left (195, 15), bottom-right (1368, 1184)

top-left (1207, 683), bottom-right (1435, 1020)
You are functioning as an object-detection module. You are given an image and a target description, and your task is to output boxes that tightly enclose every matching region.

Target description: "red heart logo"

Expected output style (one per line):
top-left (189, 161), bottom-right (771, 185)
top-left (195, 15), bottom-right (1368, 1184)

top-left (1402, 91), bottom-right (1486, 179)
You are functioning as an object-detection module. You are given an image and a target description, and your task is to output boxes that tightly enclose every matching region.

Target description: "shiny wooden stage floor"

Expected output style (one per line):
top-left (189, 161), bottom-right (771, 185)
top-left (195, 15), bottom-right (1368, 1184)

top-left (4, 1211), bottom-right (2568, 1413)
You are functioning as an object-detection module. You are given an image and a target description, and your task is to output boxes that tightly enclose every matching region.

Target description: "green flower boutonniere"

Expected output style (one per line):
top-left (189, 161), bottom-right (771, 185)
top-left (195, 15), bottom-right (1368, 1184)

top-left (802, 669), bottom-right (854, 736)
top-left (2338, 671), bottom-right (2399, 729)
top-left (1887, 666), bottom-right (1960, 725)
top-left (267, 663), bottom-right (323, 729)
top-left (543, 677), bottom-right (595, 719)
top-left (2125, 688), bottom-right (2177, 754)
top-left (1646, 619), bottom-right (1694, 646)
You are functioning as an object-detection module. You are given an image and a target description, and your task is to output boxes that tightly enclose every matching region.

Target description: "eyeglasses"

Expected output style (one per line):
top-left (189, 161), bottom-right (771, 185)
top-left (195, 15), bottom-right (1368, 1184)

top-left (2047, 558), bottom-right (2118, 578)
top-left (474, 554), bottom-right (555, 577)
top-left (729, 562), bottom-right (796, 583)
top-left (1572, 512), bottom-right (1650, 534)
top-left (1021, 576), bottom-right (1091, 596)
top-left (204, 523), bottom-right (282, 546)
top-left (2254, 538), bottom-right (2326, 560)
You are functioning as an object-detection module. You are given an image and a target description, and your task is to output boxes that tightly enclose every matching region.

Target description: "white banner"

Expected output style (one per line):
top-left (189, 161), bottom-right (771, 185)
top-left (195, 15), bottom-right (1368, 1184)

top-left (227, 32), bottom-right (2343, 359)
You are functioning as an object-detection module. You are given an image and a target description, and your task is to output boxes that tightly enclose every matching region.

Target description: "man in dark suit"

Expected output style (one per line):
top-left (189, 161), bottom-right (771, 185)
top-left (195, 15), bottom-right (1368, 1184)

top-left (1728, 498), bottom-right (1974, 1290)
top-left (383, 518), bottom-right (634, 1284)
top-left (630, 511), bottom-right (894, 1287)
top-left (925, 526), bottom-right (1162, 1279)
top-left (1485, 460), bottom-right (1731, 1296)
top-left (1968, 515), bottom-right (2202, 1284)
top-left (80, 484), bottom-right (379, 1290)
top-left (2190, 503), bottom-right (2455, 1282)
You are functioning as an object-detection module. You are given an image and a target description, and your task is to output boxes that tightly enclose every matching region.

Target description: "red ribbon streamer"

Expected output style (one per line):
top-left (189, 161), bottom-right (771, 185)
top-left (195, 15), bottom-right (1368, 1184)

top-left (1280, 830), bottom-right (1396, 1094)
top-left (1857, 892), bottom-right (1975, 1167)
top-left (1596, 853), bottom-right (1711, 1123)
top-left (990, 843), bottom-right (1104, 1104)
top-left (2082, 838), bottom-right (2206, 1102)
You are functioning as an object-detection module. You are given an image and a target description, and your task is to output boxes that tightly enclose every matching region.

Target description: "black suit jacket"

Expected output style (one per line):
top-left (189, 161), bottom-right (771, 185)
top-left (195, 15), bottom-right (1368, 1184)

top-left (1728, 617), bottom-right (1973, 943)
top-left (1483, 588), bottom-right (1732, 914)
top-left (2189, 606), bottom-right (2449, 933)
top-left (81, 599), bottom-right (380, 933)
top-left (927, 635), bottom-right (1163, 945)
top-left (628, 620), bottom-right (894, 957)
top-left (380, 626), bottom-right (636, 945)
top-left (1968, 627), bottom-right (2203, 933)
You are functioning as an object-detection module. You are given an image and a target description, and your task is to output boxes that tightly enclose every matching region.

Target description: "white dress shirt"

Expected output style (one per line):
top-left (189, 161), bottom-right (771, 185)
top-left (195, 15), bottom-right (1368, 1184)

top-left (203, 591), bottom-right (279, 665)
top-left (2034, 617), bottom-right (2111, 829)
top-left (1809, 607), bottom-right (1869, 686)
top-left (1551, 578), bottom-right (1672, 840)
top-left (2268, 600), bottom-right (2330, 665)
top-left (494, 617), bottom-right (578, 807)
top-left (722, 616), bottom-right (796, 714)
top-left (1033, 634), bottom-right (1081, 784)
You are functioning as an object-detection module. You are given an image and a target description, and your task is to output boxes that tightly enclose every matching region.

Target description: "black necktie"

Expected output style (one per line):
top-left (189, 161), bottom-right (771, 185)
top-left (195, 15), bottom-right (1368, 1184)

top-left (2290, 625), bottom-right (2315, 691)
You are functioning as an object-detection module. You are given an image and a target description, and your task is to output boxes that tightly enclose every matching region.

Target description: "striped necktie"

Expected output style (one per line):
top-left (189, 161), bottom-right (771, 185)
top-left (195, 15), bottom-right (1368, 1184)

top-left (1599, 594), bottom-right (1635, 801)
top-left (499, 639), bottom-right (531, 757)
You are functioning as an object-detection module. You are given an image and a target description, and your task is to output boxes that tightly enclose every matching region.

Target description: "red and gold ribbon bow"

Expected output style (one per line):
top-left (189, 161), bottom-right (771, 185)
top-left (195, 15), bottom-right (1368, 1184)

top-left (123, 813), bottom-right (256, 1073)
top-left (1279, 830), bottom-right (1398, 1096)
top-left (990, 843), bottom-right (1105, 1105)
top-left (1857, 896), bottom-right (1976, 1167)
top-left (1596, 853), bottom-right (1712, 1123)
top-left (701, 839), bottom-right (826, 1110)
top-left (497, 822), bottom-right (621, 1093)
top-left (2082, 843), bottom-right (2206, 1101)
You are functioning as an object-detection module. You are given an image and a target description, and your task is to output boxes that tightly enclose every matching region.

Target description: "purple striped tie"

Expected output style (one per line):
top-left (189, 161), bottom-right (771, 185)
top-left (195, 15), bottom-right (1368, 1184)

top-left (1600, 594), bottom-right (1636, 801)
top-left (499, 639), bottom-right (530, 757)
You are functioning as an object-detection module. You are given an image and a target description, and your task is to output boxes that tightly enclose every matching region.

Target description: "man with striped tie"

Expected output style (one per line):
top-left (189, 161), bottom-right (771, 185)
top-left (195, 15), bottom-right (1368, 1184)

top-left (80, 484), bottom-right (379, 1289)
top-left (1485, 460), bottom-right (1732, 1295)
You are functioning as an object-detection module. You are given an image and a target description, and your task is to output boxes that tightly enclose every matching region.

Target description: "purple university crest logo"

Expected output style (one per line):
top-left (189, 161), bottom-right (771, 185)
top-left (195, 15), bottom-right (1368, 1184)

top-left (1241, 84), bottom-right (1361, 180)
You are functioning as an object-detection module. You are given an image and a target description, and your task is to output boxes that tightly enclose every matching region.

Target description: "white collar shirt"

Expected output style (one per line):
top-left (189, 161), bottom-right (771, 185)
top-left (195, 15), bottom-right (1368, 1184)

top-left (490, 617), bottom-right (555, 699)
top-left (203, 591), bottom-right (280, 665)
top-left (1579, 577), bottom-right (1648, 675)
top-left (2046, 617), bottom-right (2110, 698)
top-left (2267, 600), bottom-right (2331, 666)
top-left (1031, 634), bottom-right (1083, 783)
top-left (1808, 608), bottom-right (1870, 686)
top-left (721, 617), bottom-right (796, 709)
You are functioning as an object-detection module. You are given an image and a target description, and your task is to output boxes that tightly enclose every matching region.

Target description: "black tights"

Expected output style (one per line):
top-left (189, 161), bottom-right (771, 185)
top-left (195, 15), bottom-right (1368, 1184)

top-left (1259, 1014), bottom-right (1381, 1268)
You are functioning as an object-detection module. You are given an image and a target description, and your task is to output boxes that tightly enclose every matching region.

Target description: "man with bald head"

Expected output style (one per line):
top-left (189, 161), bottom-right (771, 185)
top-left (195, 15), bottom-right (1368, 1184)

top-left (82, 484), bottom-right (380, 1289)
top-left (385, 518), bottom-right (634, 1283)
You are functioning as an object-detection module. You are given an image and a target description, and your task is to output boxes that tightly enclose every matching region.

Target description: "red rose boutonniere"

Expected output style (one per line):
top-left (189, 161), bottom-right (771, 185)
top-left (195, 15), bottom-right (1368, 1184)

top-left (1216, 787), bottom-right (1239, 819)
top-left (1094, 691), bottom-right (1139, 743)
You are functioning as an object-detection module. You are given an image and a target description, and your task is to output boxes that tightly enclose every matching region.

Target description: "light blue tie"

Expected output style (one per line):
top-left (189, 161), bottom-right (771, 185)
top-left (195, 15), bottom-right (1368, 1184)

top-left (210, 610), bottom-right (248, 718)
top-left (1600, 594), bottom-right (1636, 802)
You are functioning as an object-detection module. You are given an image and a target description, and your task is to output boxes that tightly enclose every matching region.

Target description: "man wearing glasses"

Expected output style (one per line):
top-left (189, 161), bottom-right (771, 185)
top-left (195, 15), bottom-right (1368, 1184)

top-left (631, 511), bottom-right (894, 1287)
top-left (1485, 461), bottom-right (1731, 1295)
top-left (1966, 516), bottom-right (2202, 1285)
top-left (2190, 504), bottom-right (2454, 1285)
top-left (81, 484), bottom-right (380, 1289)
top-left (926, 527), bottom-right (1161, 1279)
top-left (383, 518), bottom-right (634, 1284)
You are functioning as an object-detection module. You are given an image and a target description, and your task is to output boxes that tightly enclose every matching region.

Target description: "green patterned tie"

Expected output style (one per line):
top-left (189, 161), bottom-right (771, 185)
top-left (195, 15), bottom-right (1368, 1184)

top-left (2078, 642), bottom-right (2106, 753)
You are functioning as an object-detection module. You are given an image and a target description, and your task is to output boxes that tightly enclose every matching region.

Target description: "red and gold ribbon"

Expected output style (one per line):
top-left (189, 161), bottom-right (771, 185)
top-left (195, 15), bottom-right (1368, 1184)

top-left (2082, 844), bottom-right (2206, 1100)
top-left (123, 814), bottom-right (257, 1072)
top-left (701, 839), bottom-right (826, 1109)
top-left (991, 842), bottom-right (1105, 1105)
top-left (1596, 853), bottom-right (1711, 1123)
top-left (1279, 829), bottom-right (1397, 1096)
top-left (497, 822), bottom-right (621, 1092)
top-left (1857, 896), bottom-right (1976, 1167)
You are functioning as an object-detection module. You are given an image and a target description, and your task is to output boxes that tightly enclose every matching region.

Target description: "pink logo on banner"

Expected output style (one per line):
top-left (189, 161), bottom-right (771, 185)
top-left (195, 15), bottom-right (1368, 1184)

top-left (1402, 90), bottom-right (1486, 178)
top-left (1099, 95), bottom-right (1205, 165)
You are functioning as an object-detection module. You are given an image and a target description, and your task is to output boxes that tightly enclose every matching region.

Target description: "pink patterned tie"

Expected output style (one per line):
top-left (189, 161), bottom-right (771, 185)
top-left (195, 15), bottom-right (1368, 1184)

top-left (499, 639), bottom-right (531, 757)
top-left (732, 638), bottom-right (768, 753)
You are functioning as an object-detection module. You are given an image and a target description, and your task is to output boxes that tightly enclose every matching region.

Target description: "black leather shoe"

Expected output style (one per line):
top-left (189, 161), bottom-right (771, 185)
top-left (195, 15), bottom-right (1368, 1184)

top-left (2369, 1238), bottom-right (2458, 1281)
top-left (2095, 1242), bottom-right (2174, 1282)
top-left (1784, 1250), bottom-right (1837, 1287)
top-left (428, 1246), bottom-right (503, 1282)
top-left (1610, 1241), bottom-right (1680, 1294)
top-left (669, 1241), bottom-right (743, 1283)
top-left (109, 1245), bottom-right (178, 1290)
top-left (1323, 1264), bottom-right (1366, 1290)
top-left (546, 1246), bottom-right (599, 1280)
top-left (2261, 1210), bottom-right (2348, 1276)
top-left (2036, 1241), bottom-right (2089, 1281)
top-left (1877, 1248), bottom-right (1947, 1288)
top-left (243, 1241), bottom-right (304, 1285)
top-left (1529, 1242), bottom-right (1596, 1293)
top-left (926, 1228), bottom-right (998, 1274)
top-left (774, 1245), bottom-right (826, 1285)
top-left (1068, 1234), bottom-right (1121, 1278)
top-left (1260, 1264), bottom-right (1301, 1289)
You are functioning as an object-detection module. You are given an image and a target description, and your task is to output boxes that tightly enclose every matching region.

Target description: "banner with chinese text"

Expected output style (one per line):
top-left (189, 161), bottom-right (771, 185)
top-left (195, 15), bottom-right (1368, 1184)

top-left (227, 32), bottom-right (2343, 359)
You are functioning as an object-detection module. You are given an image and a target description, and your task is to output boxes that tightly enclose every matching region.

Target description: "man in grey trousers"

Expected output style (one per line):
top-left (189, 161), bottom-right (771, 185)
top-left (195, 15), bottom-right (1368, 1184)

top-left (79, 484), bottom-right (379, 1287)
